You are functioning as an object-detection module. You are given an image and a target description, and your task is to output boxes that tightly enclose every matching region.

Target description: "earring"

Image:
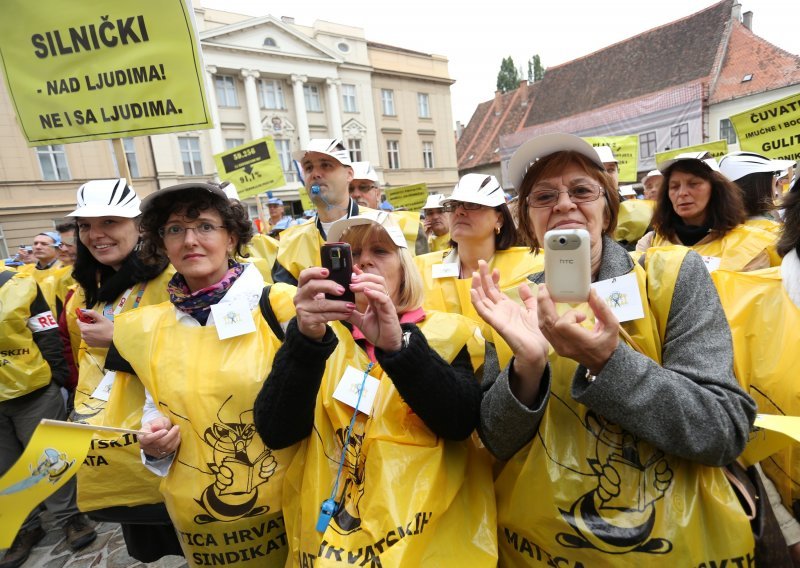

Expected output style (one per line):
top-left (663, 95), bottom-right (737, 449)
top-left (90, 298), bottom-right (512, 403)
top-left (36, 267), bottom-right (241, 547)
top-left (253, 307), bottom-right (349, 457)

top-left (495, 226), bottom-right (501, 235)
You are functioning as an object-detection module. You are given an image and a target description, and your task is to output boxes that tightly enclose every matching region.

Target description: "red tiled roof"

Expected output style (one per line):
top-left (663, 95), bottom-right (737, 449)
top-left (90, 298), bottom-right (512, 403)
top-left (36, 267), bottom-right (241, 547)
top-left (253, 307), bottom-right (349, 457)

top-left (524, 0), bottom-right (733, 128)
top-left (710, 20), bottom-right (800, 104)
top-left (457, 82), bottom-right (537, 170)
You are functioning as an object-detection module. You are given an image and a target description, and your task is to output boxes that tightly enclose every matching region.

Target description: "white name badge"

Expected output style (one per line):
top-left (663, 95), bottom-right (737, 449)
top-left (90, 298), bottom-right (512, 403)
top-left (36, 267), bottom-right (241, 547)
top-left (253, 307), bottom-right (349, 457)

top-left (91, 371), bottom-right (116, 402)
top-left (700, 255), bottom-right (722, 273)
top-left (431, 263), bottom-right (459, 279)
top-left (332, 366), bottom-right (380, 416)
top-left (210, 298), bottom-right (257, 340)
top-left (591, 272), bottom-right (644, 323)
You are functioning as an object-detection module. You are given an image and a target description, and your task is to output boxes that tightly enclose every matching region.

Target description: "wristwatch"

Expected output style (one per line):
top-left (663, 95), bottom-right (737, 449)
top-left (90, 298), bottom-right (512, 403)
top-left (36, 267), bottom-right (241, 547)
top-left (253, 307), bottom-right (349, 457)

top-left (401, 330), bottom-right (412, 349)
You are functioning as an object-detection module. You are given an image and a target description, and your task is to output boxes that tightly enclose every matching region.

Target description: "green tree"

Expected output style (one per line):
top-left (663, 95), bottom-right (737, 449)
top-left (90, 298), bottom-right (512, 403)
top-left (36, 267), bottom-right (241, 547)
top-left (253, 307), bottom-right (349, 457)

top-left (527, 54), bottom-right (545, 83)
top-left (496, 56), bottom-right (520, 93)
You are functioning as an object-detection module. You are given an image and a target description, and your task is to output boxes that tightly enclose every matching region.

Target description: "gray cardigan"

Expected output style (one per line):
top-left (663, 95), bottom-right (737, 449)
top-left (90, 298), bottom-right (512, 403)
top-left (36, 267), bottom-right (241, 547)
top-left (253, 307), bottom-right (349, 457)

top-left (478, 236), bottom-right (756, 466)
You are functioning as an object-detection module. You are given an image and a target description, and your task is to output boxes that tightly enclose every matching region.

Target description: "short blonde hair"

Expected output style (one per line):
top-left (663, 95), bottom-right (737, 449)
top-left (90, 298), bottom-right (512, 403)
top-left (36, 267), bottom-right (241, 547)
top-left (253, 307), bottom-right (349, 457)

top-left (340, 224), bottom-right (424, 314)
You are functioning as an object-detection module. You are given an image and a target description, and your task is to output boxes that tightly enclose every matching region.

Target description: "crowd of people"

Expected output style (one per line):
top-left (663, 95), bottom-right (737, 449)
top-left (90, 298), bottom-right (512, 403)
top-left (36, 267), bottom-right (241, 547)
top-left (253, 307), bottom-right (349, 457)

top-left (1, 133), bottom-right (798, 567)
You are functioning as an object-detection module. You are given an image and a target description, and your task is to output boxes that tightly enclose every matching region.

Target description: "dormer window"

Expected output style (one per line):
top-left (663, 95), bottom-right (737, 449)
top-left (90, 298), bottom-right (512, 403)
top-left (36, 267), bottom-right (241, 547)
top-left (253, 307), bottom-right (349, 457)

top-left (264, 37), bottom-right (277, 48)
top-left (742, 74), bottom-right (753, 82)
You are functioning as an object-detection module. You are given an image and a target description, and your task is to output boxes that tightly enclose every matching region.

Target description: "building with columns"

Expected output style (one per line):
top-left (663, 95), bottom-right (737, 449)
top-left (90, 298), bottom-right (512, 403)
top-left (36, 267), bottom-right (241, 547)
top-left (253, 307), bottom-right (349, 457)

top-left (0, 6), bottom-right (458, 254)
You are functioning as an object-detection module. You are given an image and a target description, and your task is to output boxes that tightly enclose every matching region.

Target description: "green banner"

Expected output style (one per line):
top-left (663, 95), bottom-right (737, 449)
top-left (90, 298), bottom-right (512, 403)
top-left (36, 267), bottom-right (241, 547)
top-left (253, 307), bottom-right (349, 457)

top-left (584, 135), bottom-right (639, 182)
top-left (655, 140), bottom-right (729, 167)
top-left (385, 183), bottom-right (429, 211)
top-left (730, 93), bottom-right (800, 161)
top-left (214, 137), bottom-right (286, 200)
top-left (0, 0), bottom-right (212, 146)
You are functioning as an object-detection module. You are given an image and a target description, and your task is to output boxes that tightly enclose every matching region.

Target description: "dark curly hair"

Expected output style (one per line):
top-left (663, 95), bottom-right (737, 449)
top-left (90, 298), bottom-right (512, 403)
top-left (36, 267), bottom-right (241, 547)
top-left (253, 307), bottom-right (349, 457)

top-left (777, 189), bottom-right (800, 258)
top-left (139, 187), bottom-right (253, 265)
top-left (652, 160), bottom-right (745, 242)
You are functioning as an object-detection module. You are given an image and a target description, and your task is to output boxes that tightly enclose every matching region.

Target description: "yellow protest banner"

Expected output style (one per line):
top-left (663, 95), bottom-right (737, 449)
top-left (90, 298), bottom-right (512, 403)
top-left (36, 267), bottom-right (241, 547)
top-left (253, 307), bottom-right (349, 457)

top-left (0, 420), bottom-right (94, 547)
top-left (297, 186), bottom-right (314, 212)
top-left (214, 137), bottom-right (287, 200)
top-left (385, 183), bottom-right (429, 211)
top-left (584, 135), bottom-right (639, 182)
top-left (730, 93), bottom-right (800, 161)
top-left (740, 414), bottom-right (800, 468)
top-left (655, 140), bottom-right (729, 167)
top-left (0, 0), bottom-right (212, 146)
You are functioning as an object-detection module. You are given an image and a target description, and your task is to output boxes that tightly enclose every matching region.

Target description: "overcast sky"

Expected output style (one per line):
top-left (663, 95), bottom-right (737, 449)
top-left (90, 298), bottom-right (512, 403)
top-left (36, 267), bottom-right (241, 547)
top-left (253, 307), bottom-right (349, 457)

top-left (197, 0), bottom-right (800, 128)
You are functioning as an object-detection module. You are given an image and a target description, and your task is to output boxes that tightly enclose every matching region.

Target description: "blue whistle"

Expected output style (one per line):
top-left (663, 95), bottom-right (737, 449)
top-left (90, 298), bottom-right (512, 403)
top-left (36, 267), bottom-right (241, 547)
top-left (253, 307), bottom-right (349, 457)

top-left (311, 184), bottom-right (321, 194)
top-left (316, 498), bottom-right (337, 532)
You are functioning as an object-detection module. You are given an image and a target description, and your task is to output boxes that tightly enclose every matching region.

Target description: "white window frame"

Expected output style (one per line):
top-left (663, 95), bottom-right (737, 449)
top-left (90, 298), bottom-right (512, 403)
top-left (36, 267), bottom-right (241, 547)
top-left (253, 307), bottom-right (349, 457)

top-left (670, 123), bottom-right (690, 149)
top-left (225, 138), bottom-right (244, 150)
top-left (179, 137), bottom-right (203, 176)
top-left (215, 75), bottom-right (238, 107)
top-left (36, 144), bottom-right (70, 181)
top-left (342, 84), bottom-right (358, 113)
top-left (417, 93), bottom-right (430, 118)
top-left (274, 139), bottom-right (296, 182)
top-left (422, 141), bottom-right (435, 169)
top-left (258, 79), bottom-right (285, 110)
top-left (123, 138), bottom-right (139, 178)
top-left (348, 138), bottom-right (363, 162)
top-left (0, 225), bottom-right (8, 258)
top-left (304, 84), bottom-right (322, 112)
top-left (639, 131), bottom-right (657, 159)
top-left (381, 89), bottom-right (395, 116)
top-left (387, 140), bottom-right (400, 169)
top-left (720, 119), bottom-right (737, 144)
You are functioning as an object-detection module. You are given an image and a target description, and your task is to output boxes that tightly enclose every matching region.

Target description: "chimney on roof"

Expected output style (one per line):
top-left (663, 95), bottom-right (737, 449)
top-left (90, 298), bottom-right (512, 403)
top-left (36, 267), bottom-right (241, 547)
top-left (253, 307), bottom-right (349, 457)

top-left (731, 1), bottom-right (741, 22)
top-left (456, 121), bottom-right (464, 141)
top-left (519, 79), bottom-right (528, 89)
top-left (742, 11), bottom-right (753, 30)
top-left (281, 16), bottom-right (295, 24)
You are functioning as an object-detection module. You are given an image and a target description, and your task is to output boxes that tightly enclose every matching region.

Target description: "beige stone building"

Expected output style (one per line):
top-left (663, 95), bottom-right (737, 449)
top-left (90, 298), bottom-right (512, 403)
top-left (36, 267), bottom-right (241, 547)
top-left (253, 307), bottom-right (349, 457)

top-left (0, 6), bottom-right (458, 255)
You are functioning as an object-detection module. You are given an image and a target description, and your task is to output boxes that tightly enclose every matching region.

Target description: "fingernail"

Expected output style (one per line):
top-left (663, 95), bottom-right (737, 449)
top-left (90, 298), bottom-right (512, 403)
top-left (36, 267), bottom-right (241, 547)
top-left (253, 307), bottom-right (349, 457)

top-left (321, 268), bottom-right (329, 276)
top-left (346, 303), bottom-right (356, 309)
top-left (336, 285), bottom-right (345, 294)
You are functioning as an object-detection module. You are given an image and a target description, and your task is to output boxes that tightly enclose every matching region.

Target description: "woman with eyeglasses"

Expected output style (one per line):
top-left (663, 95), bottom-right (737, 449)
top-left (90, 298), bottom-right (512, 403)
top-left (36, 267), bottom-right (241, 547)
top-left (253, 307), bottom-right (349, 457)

top-left (472, 134), bottom-right (756, 565)
top-left (636, 152), bottom-right (777, 272)
top-left (110, 182), bottom-right (297, 567)
top-left (414, 174), bottom-right (539, 368)
top-left (64, 178), bottom-right (181, 562)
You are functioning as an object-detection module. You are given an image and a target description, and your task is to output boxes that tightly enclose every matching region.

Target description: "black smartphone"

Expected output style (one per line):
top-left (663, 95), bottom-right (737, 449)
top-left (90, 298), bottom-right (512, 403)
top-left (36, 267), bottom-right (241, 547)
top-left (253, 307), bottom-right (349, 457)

top-left (320, 242), bottom-right (355, 303)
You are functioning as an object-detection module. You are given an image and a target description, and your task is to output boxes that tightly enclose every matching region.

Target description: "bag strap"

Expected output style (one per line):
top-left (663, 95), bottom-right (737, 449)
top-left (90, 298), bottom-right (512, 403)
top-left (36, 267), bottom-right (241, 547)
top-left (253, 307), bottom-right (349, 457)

top-left (259, 285), bottom-right (285, 341)
top-left (723, 461), bottom-right (758, 521)
top-left (0, 270), bottom-right (15, 289)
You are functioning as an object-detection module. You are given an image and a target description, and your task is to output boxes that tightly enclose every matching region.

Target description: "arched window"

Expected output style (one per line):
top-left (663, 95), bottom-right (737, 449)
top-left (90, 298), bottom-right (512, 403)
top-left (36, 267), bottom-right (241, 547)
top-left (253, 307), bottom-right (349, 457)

top-left (263, 37), bottom-right (277, 47)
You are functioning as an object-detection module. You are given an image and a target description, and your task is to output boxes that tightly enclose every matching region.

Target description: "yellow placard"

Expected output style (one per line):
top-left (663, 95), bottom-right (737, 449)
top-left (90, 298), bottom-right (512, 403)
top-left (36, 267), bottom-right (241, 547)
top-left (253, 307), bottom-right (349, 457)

top-left (0, 420), bottom-right (94, 547)
top-left (296, 186), bottom-right (314, 212)
top-left (740, 414), bottom-right (800, 468)
top-left (730, 93), bottom-right (800, 160)
top-left (584, 135), bottom-right (639, 182)
top-left (655, 140), bottom-right (729, 167)
top-left (0, 0), bottom-right (212, 146)
top-left (385, 183), bottom-right (429, 211)
top-left (214, 137), bottom-right (286, 200)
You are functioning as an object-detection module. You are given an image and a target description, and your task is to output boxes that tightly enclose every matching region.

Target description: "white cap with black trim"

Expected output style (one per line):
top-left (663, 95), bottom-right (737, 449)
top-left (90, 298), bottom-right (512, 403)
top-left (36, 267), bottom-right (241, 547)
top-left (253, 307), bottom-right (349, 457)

top-left (442, 174), bottom-right (506, 208)
top-left (67, 178), bottom-right (141, 218)
top-left (718, 152), bottom-right (795, 182)
top-left (292, 138), bottom-right (352, 167)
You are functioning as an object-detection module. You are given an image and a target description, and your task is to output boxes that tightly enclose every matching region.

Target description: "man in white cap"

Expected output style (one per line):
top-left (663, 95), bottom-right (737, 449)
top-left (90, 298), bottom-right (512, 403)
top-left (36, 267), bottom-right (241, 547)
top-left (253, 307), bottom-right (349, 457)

top-left (595, 145), bottom-right (620, 191)
top-left (641, 170), bottom-right (663, 201)
top-left (422, 194), bottom-right (450, 252)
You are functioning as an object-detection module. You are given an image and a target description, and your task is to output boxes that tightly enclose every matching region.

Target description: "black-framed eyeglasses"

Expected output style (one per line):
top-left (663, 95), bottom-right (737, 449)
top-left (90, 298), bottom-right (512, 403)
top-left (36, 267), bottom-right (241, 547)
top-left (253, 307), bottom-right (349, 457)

top-left (527, 184), bottom-right (604, 208)
top-left (158, 223), bottom-right (225, 240)
top-left (442, 201), bottom-right (484, 212)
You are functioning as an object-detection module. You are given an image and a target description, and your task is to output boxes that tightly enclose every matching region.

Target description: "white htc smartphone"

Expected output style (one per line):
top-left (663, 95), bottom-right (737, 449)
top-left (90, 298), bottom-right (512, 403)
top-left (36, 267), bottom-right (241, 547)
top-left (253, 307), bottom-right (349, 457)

top-left (544, 229), bottom-right (591, 303)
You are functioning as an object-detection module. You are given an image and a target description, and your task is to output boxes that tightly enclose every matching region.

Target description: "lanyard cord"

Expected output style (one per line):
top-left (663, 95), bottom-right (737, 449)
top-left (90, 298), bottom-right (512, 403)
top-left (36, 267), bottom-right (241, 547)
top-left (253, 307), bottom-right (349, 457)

top-left (328, 361), bottom-right (374, 505)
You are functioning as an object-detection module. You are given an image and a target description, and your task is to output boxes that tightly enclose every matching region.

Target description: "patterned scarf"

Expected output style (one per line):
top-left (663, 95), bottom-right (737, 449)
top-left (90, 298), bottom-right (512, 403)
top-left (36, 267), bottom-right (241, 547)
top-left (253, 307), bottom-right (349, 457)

top-left (168, 260), bottom-right (245, 325)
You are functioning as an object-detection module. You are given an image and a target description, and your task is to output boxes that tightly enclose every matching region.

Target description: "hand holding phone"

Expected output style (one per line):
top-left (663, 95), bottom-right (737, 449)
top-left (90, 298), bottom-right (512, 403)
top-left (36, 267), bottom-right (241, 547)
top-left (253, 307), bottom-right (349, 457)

top-left (544, 229), bottom-right (591, 303)
top-left (320, 243), bottom-right (355, 303)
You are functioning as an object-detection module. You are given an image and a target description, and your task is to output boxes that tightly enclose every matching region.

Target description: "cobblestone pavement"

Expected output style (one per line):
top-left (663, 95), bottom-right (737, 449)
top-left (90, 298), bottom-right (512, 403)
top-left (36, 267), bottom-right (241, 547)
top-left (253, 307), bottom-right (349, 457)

top-left (2, 515), bottom-right (187, 568)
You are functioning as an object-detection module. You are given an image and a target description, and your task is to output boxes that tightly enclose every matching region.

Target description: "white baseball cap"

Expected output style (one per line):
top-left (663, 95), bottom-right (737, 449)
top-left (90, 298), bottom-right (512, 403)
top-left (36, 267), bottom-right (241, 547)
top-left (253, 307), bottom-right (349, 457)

top-left (641, 170), bottom-right (663, 184)
top-left (351, 161), bottom-right (379, 182)
top-left (68, 178), bottom-right (141, 218)
top-left (442, 174), bottom-right (506, 208)
top-left (620, 184), bottom-right (637, 197)
top-left (292, 138), bottom-right (352, 166)
top-left (422, 194), bottom-right (446, 210)
top-left (658, 152), bottom-right (720, 173)
top-left (507, 133), bottom-right (604, 188)
top-left (718, 152), bottom-right (795, 182)
top-left (326, 210), bottom-right (406, 248)
top-left (595, 145), bottom-right (618, 164)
